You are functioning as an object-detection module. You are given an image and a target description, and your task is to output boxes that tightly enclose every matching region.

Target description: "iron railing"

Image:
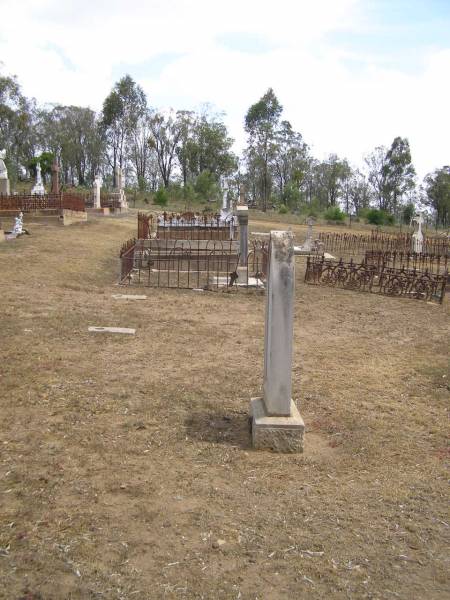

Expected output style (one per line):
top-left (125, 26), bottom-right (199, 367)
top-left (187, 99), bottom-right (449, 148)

top-left (0, 193), bottom-right (86, 213)
top-left (364, 250), bottom-right (449, 276)
top-left (318, 231), bottom-right (449, 256)
top-left (305, 256), bottom-right (447, 303)
top-left (119, 238), bottom-right (268, 291)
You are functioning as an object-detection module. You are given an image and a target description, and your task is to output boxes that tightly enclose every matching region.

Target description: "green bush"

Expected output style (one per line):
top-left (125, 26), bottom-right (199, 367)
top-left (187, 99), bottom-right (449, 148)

top-left (153, 187), bottom-right (169, 206)
top-left (366, 208), bottom-right (394, 226)
top-left (324, 206), bottom-right (345, 222)
top-left (193, 170), bottom-right (218, 202)
top-left (278, 204), bottom-right (288, 214)
top-left (402, 203), bottom-right (415, 224)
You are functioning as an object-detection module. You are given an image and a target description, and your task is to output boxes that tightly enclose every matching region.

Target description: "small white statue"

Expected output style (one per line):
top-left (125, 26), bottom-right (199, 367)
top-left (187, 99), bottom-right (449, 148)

top-left (411, 212), bottom-right (425, 254)
top-left (0, 149), bottom-right (8, 179)
top-left (93, 175), bottom-right (103, 208)
top-left (12, 212), bottom-right (24, 236)
top-left (31, 161), bottom-right (45, 195)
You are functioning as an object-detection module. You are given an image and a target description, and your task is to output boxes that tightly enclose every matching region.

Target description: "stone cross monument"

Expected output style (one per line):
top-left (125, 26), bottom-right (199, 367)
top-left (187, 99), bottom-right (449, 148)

top-left (93, 175), bottom-right (103, 208)
top-left (236, 204), bottom-right (249, 283)
top-left (0, 149), bottom-right (10, 195)
top-left (411, 213), bottom-right (425, 254)
top-left (31, 162), bottom-right (45, 195)
top-left (250, 230), bottom-right (305, 452)
top-left (50, 160), bottom-right (60, 194)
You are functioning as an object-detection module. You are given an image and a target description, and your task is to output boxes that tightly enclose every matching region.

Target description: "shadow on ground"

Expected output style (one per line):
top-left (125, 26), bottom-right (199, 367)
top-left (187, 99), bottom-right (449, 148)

top-left (185, 411), bottom-right (252, 449)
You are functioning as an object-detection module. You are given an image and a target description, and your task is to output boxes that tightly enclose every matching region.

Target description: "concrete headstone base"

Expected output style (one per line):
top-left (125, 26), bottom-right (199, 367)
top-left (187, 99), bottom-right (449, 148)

top-left (237, 266), bottom-right (247, 284)
top-left (0, 179), bottom-right (10, 195)
top-left (60, 209), bottom-right (87, 226)
top-left (250, 397), bottom-right (304, 453)
top-left (87, 207), bottom-right (110, 215)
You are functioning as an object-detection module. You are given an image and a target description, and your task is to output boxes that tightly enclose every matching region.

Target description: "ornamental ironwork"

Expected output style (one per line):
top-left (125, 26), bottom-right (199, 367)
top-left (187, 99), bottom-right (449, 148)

top-left (305, 257), bottom-right (447, 304)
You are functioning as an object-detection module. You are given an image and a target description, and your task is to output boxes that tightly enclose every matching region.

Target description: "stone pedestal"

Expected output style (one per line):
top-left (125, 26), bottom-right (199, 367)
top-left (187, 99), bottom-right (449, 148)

top-left (0, 179), bottom-right (10, 195)
top-left (51, 161), bottom-right (60, 194)
top-left (93, 175), bottom-right (102, 209)
top-left (250, 398), bottom-right (304, 452)
top-left (237, 266), bottom-right (248, 284)
top-left (31, 162), bottom-right (45, 195)
top-left (250, 230), bottom-right (304, 452)
top-left (236, 205), bottom-right (248, 261)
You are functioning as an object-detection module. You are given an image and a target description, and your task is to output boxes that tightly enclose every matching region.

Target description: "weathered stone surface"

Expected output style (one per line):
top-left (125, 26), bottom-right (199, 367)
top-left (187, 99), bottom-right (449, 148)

top-left (111, 294), bottom-right (147, 300)
top-left (236, 205), bottom-right (248, 268)
top-left (263, 230), bottom-right (295, 417)
top-left (88, 326), bottom-right (135, 335)
top-left (0, 178), bottom-right (10, 195)
top-left (251, 397), bottom-right (304, 453)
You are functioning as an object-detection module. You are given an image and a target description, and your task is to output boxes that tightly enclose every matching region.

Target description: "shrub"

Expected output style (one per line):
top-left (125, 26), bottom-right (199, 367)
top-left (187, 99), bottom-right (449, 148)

top-left (324, 206), bottom-right (345, 222)
top-left (153, 187), bottom-right (168, 206)
top-left (193, 170), bottom-right (218, 202)
top-left (278, 204), bottom-right (288, 214)
top-left (402, 203), bottom-right (415, 224)
top-left (366, 208), bottom-right (395, 226)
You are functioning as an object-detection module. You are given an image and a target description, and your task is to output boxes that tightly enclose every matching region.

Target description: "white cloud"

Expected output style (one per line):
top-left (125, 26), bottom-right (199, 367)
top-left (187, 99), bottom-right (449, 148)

top-left (0, 0), bottom-right (448, 178)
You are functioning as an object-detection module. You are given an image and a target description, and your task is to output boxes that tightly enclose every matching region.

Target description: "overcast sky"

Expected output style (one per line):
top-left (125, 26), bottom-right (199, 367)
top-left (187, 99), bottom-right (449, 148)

top-left (1, 0), bottom-right (449, 179)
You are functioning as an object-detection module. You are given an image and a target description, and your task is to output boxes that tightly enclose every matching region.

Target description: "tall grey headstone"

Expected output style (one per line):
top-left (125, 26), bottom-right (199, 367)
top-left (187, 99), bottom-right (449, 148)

top-left (93, 175), bottom-right (103, 208)
top-left (411, 212), bottom-right (425, 254)
top-left (31, 162), bottom-right (45, 195)
top-left (0, 149), bottom-right (10, 195)
top-left (250, 230), bottom-right (304, 452)
top-left (236, 204), bottom-right (249, 283)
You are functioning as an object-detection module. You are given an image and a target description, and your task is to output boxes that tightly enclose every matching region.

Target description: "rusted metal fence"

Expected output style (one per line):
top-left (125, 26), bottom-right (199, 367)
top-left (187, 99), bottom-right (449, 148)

top-left (138, 211), bottom-right (151, 238)
top-left (85, 191), bottom-right (122, 210)
top-left (136, 211), bottom-right (239, 240)
top-left (156, 212), bottom-right (238, 240)
top-left (305, 256), bottom-right (447, 303)
top-left (364, 250), bottom-right (449, 276)
top-left (0, 193), bottom-right (86, 212)
top-left (119, 238), bottom-right (268, 291)
top-left (318, 231), bottom-right (449, 256)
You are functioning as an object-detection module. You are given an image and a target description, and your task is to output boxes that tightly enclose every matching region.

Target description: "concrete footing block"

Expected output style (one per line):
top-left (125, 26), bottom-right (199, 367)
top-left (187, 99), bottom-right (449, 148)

top-left (250, 397), bottom-right (304, 453)
top-left (237, 266), bottom-right (247, 284)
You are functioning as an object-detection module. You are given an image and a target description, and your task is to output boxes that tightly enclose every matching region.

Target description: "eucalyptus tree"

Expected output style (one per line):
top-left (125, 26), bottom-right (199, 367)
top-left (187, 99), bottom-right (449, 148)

top-left (126, 108), bottom-right (156, 190)
top-left (0, 73), bottom-right (38, 180)
top-left (38, 105), bottom-right (104, 185)
top-left (365, 138), bottom-right (415, 213)
top-left (244, 88), bottom-right (283, 211)
top-left (313, 155), bottom-right (352, 209)
top-left (101, 74), bottom-right (147, 186)
top-left (424, 166), bottom-right (450, 228)
top-left (148, 110), bottom-right (183, 187)
top-left (271, 120), bottom-right (309, 204)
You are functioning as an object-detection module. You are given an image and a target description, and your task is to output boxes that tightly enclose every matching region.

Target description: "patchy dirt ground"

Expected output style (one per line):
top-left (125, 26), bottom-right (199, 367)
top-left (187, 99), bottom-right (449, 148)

top-left (0, 212), bottom-right (449, 600)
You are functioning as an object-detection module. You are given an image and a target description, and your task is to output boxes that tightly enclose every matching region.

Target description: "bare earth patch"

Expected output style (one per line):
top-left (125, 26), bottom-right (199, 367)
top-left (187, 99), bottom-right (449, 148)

top-left (0, 213), bottom-right (449, 600)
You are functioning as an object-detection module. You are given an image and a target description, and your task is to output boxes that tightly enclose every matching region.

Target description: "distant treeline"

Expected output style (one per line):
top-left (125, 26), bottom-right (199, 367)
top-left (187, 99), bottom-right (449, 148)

top-left (0, 70), bottom-right (448, 226)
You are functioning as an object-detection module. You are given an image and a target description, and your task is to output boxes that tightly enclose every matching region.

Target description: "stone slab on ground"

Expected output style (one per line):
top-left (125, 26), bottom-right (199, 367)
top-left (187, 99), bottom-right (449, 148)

top-left (250, 397), bottom-right (304, 453)
top-left (111, 294), bottom-right (147, 300)
top-left (87, 207), bottom-right (110, 215)
top-left (88, 326), bottom-right (136, 335)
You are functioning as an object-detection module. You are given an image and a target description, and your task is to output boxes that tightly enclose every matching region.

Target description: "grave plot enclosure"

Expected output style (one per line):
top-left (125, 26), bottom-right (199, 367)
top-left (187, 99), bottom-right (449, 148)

top-left (305, 256), bottom-right (447, 303)
top-left (318, 230), bottom-right (449, 259)
top-left (119, 238), bottom-right (268, 290)
top-left (364, 250), bottom-right (449, 276)
top-left (0, 192), bottom-right (86, 213)
top-left (137, 211), bottom-right (238, 241)
top-left (120, 238), bottom-right (239, 290)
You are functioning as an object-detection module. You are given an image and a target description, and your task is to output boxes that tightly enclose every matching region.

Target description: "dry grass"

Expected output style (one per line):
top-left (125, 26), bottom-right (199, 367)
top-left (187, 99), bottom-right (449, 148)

top-left (0, 212), bottom-right (449, 600)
